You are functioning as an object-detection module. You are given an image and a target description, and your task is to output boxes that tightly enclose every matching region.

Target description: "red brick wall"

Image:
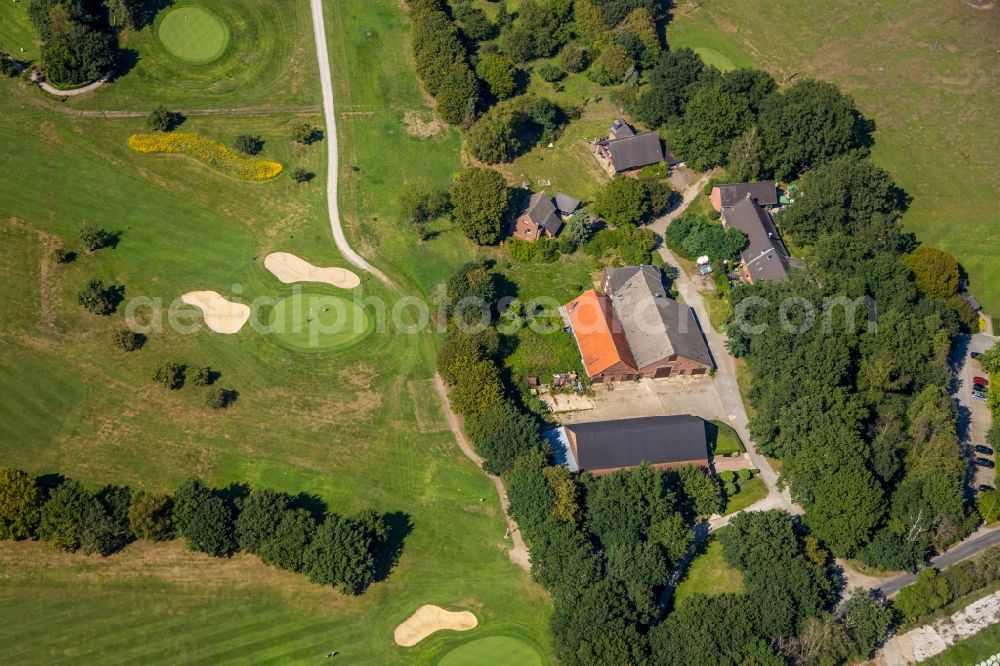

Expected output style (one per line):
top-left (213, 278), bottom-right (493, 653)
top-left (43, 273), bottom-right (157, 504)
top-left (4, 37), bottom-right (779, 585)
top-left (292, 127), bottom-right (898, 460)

top-left (587, 458), bottom-right (710, 477)
top-left (513, 214), bottom-right (540, 240)
top-left (637, 354), bottom-right (711, 378)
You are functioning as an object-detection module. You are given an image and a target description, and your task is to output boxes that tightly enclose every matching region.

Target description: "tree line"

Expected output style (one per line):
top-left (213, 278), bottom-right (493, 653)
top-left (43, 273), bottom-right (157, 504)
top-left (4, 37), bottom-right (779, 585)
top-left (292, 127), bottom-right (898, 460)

top-left (632, 47), bottom-right (872, 178)
top-left (0, 468), bottom-right (407, 595)
top-left (726, 154), bottom-right (978, 569)
top-left (434, 261), bottom-right (896, 664)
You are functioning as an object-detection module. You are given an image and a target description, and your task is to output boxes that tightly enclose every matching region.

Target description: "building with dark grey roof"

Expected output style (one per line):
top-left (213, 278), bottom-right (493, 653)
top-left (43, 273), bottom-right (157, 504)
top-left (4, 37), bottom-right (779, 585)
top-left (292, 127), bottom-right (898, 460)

top-left (710, 182), bottom-right (779, 212)
top-left (601, 266), bottom-right (714, 377)
top-left (553, 192), bottom-right (581, 217)
top-left (724, 196), bottom-right (792, 284)
top-left (563, 415), bottom-right (709, 476)
top-left (512, 190), bottom-right (563, 241)
top-left (596, 119), bottom-right (676, 173)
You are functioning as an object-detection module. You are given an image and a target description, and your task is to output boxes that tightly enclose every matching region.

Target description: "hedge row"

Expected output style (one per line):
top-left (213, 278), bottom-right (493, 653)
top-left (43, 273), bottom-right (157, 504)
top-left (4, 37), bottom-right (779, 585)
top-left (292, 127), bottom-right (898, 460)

top-left (409, 0), bottom-right (479, 125)
top-left (0, 468), bottom-right (405, 595)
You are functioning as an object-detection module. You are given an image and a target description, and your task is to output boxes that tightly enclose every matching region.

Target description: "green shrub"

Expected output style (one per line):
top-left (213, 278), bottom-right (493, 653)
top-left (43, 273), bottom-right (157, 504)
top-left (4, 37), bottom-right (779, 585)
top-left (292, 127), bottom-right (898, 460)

top-left (187, 365), bottom-right (214, 386)
top-left (146, 105), bottom-right (176, 132)
top-left (538, 63), bottom-right (565, 82)
top-left (153, 362), bottom-right (186, 390)
top-left (79, 223), bottom-right (117, 251)
top-left (77, 279), bottom-right (124, 315)
top-left (52, 246), bottom-right (76, 264)
top-left (506, 237), bottom-right (560, 263)
top-left (206, 387), bottom-right (239, 409)
top-left (737, 468), bottom-right (752, 482)
top-left (234, 134), bottom-right (263, 155)
top-left (111, 328), bottom-right (146, 352)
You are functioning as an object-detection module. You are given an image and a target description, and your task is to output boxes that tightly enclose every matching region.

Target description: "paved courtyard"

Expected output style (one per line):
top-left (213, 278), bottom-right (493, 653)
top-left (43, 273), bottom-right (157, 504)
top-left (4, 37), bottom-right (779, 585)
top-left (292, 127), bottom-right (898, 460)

top-left (559, 375), bottom-right (729, 425)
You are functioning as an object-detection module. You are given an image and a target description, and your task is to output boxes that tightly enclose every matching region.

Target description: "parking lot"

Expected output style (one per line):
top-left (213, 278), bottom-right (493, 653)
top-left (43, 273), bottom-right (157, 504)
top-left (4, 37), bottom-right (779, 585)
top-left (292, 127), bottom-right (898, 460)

top-left (955, 334), bottom-right (997, 490)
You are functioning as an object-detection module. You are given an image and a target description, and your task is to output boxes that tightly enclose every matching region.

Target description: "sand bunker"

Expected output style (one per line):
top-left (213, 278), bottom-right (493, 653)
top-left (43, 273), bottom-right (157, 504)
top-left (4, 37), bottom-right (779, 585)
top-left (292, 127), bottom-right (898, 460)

top-left (181, 291), bottom-right (251, 334)
top-left (393, 605), bottom-right (478, 647)
top-left (264, 252), bottom-right (360, 289)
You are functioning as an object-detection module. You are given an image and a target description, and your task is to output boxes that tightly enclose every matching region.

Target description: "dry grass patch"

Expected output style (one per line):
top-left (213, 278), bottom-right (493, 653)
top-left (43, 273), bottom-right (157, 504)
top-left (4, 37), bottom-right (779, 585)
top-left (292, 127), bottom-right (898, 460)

top-left (402, 110), bottom-right (446, 138)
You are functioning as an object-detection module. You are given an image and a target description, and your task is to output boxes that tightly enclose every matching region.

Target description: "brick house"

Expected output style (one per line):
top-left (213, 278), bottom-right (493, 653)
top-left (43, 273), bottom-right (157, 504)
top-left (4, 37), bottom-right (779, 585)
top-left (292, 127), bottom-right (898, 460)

top-left (512, 191), bottom-right (563, 241)
top-left (564, 266), bottom-right (714, 382)
top-left (594, 118), bottom-right (678, 176)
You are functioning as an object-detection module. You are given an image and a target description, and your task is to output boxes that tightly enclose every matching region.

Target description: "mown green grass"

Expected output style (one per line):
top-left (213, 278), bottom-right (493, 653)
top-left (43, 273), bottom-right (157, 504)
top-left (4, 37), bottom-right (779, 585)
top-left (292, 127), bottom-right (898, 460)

top-left (0, 0), bottom-right (38, 61)
top-left (723, 477), bottom-right (768, 516)
top-left (922, 621), bottom-right (1000, 665)
top-left (0, 0), bottom-right (553, 661)
top-left (265, 291), bottom-right (373, 352)
top-left (673, 534), bottom-right (744, 606)
top-left (439, 634), bottom-right (544, 666)
top-left (667, 0), bottom-right (1000, 315)
top-left (499, 254), bottom-right (594, 388)
top-left (0, 0), bottom-right (320, 108)
top-left (709, 419), bottom-right (745, 455)
top-left (325, 0), bottom-right (474, 294)
top-left (157, 6), bottom-right (231, 65)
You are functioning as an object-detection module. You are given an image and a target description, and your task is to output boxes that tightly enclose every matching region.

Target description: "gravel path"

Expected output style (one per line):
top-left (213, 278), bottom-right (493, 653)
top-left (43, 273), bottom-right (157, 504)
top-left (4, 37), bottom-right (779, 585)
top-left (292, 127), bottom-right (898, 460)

top-left (309, 0), bottom-right (391, 286)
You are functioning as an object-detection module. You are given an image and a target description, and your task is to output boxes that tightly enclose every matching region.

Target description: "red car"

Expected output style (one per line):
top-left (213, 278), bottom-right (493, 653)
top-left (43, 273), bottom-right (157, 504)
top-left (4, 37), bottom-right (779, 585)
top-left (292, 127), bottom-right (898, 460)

top-left (974, 376), bottom-right (989, 386)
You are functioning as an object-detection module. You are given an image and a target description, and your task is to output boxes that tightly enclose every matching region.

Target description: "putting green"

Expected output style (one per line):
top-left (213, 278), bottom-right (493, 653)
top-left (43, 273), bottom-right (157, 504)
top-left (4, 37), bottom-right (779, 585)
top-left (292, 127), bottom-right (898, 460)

top-left (438, 636), bottom-right (543, 666)
top-left (158, 6), bottom-right (230, 65)
top-left (266, 292), bottom-right (373, 352)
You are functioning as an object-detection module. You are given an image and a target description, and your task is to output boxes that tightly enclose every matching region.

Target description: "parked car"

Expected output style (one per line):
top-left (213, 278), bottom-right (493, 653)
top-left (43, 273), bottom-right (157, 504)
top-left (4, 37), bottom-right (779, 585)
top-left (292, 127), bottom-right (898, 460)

top-left (980, 485), bottom-right (995, 493)
top-left (974, 376), bottom-right (989, 386)
top-left (974, 383), bottom-right (989, 393)
top-left (975, 457), bottom-right (995, 468)
top-left (973, 390), bottom-right (989, 401)
top-left (972, 351), bottom-right (982, 359)
top-left (974, 444), bottom-right (994, 455)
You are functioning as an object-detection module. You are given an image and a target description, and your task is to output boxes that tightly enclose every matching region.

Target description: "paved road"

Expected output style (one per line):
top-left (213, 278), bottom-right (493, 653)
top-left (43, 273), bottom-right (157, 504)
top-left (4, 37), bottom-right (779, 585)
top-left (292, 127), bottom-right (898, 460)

top-left (876, 525), bottom-right (1000, 597)
top-left (309, 0), bottom-right (391, 286)
top-left (650, 174), bottom-right (799, 517)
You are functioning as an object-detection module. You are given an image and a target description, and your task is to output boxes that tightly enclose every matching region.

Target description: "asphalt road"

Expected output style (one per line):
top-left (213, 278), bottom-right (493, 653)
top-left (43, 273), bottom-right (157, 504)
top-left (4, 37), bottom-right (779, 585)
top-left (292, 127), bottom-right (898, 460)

top-left (877, 526), bottom-right (1000, 597)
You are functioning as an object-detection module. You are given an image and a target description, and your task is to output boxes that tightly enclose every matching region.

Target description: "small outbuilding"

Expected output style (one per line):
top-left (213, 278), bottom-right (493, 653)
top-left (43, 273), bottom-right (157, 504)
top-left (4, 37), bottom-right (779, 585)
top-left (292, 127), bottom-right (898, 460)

top-left (553, 192), bottom-right (581, 218)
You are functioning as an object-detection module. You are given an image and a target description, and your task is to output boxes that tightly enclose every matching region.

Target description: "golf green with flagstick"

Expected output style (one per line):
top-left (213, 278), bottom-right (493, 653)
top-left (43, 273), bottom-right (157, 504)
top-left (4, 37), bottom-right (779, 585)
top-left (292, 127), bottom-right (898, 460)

top-left (157, 6), bottom-right (231, 65)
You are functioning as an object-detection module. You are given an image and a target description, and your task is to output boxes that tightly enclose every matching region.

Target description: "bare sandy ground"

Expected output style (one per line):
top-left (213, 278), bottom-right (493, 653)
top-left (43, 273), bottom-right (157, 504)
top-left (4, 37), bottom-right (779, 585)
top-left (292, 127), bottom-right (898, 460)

top-left (393, 604), bottom-right (477, 647)
top-left (874, 590), bottom-right (1000, 665)
top-left (181, 291), bottom-right (251, 334)
top-left (264, 252), bottom-right (360, 289)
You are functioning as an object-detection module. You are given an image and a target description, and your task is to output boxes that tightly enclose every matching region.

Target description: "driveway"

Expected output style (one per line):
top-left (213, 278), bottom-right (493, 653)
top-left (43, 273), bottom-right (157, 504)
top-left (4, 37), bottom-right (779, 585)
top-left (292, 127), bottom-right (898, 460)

top-left (647, 177), bottom-right (799, 516)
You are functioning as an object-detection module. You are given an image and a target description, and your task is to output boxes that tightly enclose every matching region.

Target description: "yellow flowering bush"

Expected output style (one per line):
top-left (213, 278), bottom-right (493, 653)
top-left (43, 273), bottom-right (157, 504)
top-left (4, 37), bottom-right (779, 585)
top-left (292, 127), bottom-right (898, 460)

top-left (128, 133), bottom-right (283, 181)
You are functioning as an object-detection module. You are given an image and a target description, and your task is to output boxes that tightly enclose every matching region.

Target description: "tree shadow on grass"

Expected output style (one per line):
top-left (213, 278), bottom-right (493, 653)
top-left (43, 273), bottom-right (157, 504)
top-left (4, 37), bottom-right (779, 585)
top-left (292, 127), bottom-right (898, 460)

top-left (372, 511), bottom-right (413, 583)
top-left (289, 492), bottom-right (329, 523)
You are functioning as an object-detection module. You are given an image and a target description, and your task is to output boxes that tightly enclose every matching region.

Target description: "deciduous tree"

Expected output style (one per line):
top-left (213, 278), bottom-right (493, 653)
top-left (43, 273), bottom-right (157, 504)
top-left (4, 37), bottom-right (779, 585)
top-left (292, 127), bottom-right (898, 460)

top-left (450, 167), bottom-right (510, 245)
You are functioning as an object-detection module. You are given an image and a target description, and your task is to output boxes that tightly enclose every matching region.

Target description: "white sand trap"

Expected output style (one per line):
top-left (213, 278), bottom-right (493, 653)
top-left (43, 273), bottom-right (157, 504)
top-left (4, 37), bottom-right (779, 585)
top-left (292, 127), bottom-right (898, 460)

top-left (393, 605), bottom-right (478, 647)
top-left (181, 291), bottom-right (251, 334)
top-left (264, 252), bottom-right (360, 289)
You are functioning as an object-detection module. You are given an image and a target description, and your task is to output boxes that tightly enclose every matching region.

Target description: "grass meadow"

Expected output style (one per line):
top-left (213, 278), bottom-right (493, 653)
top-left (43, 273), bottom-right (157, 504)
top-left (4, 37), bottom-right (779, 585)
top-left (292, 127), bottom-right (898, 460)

top-left (0, 0), bottom-right (552, 662)
top-left (667, 0), bottom-right (1000, 315)
top-left (672, 533), bottom-right (744, 607)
